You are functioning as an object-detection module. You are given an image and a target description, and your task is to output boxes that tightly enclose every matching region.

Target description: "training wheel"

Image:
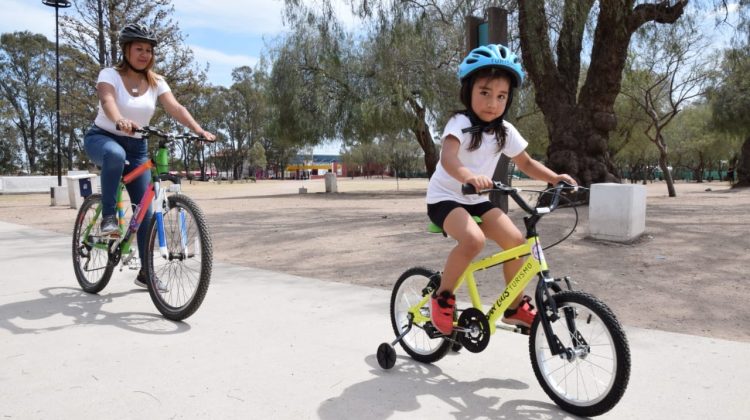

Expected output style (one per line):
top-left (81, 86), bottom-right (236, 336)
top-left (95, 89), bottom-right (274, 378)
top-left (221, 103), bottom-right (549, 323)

top-left (376, 343), bottom-right (397, 369)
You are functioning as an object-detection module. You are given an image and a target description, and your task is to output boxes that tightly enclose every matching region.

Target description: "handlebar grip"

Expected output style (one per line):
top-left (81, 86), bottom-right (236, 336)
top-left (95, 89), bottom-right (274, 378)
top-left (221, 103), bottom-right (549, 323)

top-left (461, 184), bottom-right (477, 195)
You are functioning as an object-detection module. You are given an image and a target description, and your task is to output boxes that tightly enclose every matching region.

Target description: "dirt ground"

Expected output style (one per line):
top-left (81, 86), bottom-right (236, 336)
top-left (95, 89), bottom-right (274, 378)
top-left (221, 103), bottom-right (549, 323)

top-left (1, 177), bottom-right (748, 342)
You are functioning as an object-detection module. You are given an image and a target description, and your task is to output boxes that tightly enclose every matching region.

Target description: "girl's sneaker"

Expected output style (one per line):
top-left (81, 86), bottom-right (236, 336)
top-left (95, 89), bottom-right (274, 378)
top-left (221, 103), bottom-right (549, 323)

top-left (502, 295), bottom-right (537, 328)
top-left (430, 290), bottom-right (456, 335)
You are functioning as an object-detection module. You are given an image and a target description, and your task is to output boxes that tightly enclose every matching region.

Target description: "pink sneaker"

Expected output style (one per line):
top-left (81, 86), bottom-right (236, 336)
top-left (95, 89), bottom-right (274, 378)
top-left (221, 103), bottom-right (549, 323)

top-left (430, 291), bottom-right (456, 335)
top-left (502, 295), bottom-right (537, 328)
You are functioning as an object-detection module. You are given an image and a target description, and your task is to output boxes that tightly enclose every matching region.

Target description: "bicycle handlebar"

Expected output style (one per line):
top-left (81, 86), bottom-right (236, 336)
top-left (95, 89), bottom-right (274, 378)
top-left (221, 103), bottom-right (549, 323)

top-left (461, 181), bottom-right (579, 215)
top-left (133, 126), bottom-right (210, 142)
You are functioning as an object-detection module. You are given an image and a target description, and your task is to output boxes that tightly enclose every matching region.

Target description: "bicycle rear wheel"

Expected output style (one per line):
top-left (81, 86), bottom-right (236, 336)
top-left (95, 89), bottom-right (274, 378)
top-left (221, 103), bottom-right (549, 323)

top-left (72, 194), bottom-right (117, 293)
top-left (390, 267), bottom-right (452, 364)
top-left (144, 194), bottom-right (212, 321)
top-left (529, 291), bottom-right (630, 417)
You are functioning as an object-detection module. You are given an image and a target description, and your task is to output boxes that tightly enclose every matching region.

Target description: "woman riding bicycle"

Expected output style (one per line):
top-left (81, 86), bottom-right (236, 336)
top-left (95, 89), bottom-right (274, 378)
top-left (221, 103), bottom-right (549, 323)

top-left (427, 44), bottom-right (576, 335)
top-left (83, 23), bottom-right (215, 289)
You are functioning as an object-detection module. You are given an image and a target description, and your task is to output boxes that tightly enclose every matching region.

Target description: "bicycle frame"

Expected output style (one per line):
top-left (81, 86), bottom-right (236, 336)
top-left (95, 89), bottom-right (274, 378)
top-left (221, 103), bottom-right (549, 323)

top-left (80, 155), bottom-right (179, 266)
top-left (407, 236), bottom-right (547, 334)
top-left (405, 182), bottom-right (577, 357)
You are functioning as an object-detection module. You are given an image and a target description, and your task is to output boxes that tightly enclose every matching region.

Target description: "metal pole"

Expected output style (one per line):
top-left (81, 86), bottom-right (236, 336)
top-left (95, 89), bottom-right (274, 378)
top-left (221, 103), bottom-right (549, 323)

top-left (55, 5), bottom-right (62, 186)
top-left (43, 0), bottom-right (71, 186)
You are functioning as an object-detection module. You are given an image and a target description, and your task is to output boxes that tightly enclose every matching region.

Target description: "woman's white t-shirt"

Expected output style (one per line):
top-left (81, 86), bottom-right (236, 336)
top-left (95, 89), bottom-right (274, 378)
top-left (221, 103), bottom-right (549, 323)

top-left (426, 114), bottom-right (528, 205)
top-left (94, 67), bottom-right (171, 138)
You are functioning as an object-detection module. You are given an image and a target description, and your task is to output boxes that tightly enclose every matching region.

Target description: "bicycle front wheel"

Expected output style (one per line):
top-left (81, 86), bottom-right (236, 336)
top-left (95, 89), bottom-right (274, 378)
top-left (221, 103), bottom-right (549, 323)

top-left (144, 194), bottom-right (212, 320)
top-left (390, 267), bottom-right (452, 364)
top-left (529, 291), bottom-right (630, 417)
top-left (72, 194), bottom-right (116, 293)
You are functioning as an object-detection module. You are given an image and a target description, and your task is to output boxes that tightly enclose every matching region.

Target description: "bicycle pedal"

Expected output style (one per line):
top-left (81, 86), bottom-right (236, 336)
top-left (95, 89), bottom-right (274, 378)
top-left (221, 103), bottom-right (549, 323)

top-left (423, 322), bottom-right (444, 339)
top-left (92, 232), bottom-right (120, 240)
top-left (495, 324), bottom-right (530, 336)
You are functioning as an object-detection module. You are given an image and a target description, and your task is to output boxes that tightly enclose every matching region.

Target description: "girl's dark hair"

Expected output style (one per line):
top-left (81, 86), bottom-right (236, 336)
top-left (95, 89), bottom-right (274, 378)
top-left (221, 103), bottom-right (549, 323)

top-left (457, 67), bottom-right (515, 152)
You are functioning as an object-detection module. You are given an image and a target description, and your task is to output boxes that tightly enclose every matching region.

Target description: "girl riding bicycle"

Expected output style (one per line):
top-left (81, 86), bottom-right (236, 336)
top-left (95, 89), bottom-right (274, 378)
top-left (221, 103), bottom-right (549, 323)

top-left (428, 44), bottom-right (576, 335)
top-left (83, 23), bottom-right (215, 289)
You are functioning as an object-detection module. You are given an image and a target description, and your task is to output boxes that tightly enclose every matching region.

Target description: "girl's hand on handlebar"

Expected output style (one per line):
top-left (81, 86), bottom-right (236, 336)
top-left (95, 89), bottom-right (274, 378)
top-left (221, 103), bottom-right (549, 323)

top-left (465, 174), bottom-right (494, 192)
top-left (554, 174), bottom-right (577, 188)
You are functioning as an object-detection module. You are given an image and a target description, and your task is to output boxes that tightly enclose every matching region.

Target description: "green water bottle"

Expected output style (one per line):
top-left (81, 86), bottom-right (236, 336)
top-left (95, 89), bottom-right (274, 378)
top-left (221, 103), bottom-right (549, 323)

top-left (155, 147), bottom-right (169, 174)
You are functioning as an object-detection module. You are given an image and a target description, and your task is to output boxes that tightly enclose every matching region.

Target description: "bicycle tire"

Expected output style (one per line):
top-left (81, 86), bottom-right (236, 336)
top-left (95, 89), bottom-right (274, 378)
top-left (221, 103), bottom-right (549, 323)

top-left (72, 194), bottom-right (117, 293)
top-left (390, 267), bottom-right (452, 364)
top-left (529, 291), bottom-right (630, 417)
top-left (144, 194), bottom-right (212, 320)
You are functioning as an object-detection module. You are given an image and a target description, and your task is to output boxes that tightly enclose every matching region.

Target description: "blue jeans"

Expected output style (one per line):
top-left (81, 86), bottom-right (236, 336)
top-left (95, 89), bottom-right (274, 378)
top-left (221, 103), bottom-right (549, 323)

top-left (84, 125), bottom-right (153, 266)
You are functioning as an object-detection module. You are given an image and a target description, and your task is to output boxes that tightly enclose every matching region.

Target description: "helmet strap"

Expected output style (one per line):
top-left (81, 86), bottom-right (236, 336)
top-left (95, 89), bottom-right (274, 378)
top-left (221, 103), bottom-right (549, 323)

top-left (461, 89), bottom-right (514, 135)
top-left (122, 53), bottom-right (148, 75)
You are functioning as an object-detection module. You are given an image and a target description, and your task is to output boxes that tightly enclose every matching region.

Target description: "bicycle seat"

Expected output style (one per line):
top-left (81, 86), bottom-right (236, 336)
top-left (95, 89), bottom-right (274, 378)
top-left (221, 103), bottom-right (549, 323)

top-left (428, 216), bottom-right (482, 235)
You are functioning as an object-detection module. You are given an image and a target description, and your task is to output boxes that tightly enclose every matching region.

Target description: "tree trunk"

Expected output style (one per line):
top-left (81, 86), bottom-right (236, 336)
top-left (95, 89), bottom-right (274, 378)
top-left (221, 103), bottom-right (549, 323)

top-left (658, 152), bottom-right (675, 197)
top-left (518, 0), bottom-right (687, 186)
top-left (735, 136), bottom-right (750, 188)
top-left (655, 133), bottom-right (676, 196)
top-left (408, 98), bottom-right (438, 178)
top-left (413, 127), bottom-right (437, 178)
top-left (545, 107), bottom-right (621, 185)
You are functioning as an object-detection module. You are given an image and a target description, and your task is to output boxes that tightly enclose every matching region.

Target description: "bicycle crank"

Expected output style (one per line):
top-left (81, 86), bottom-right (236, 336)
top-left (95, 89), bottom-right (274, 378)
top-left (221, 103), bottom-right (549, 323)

top-left (456, 308), bottom-right (490, 353)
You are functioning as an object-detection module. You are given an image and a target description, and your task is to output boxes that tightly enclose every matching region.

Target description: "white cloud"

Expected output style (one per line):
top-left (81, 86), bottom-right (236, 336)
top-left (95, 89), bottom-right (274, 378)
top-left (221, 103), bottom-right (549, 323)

top-left (189, 44), bottom-right (258, 86)
top-left (173, 0), bottom-right (286, 35)
top-left (172, 0), bottom-right (360, 35)
top-left (190, 44), bottom-right (257, 68)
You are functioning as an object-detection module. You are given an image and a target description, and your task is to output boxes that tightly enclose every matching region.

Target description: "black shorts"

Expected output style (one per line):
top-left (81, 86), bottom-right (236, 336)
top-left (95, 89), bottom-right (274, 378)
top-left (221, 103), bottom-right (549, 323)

top-left (427, 200), bottom-right (495, 230)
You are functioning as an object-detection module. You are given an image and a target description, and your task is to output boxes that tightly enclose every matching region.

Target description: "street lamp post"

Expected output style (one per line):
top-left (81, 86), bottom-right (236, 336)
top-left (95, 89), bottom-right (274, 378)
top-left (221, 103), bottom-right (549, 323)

top-left (42, 0), bottom-right (72, 187)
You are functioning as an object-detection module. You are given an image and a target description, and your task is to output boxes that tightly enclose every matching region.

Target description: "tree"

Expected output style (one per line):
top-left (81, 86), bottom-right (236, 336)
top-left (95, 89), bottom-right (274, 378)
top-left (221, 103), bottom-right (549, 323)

top-left (621, 13), bottom-right (712, 196)
top-left (247, 142), bottom-right (268, 179)
top-left (0, 98), bottom-right (21, 174)
top-left (60, 0), bottom-right (207, 124)
top-left (281, 0), bottom-right (486, 177)
top-left (58, 0), bottom-right (208, 175)
top-left (382, 132), bottom-right (425, 179)
top-left (711, 47), bottom-right (750, 186)
top-left (518, 0), bottom-right (688, 186)
top-left (666, 103), bottom-right (738, 182)
top-left (340, 141), bottom-right (385, 178)
top-left (710, 2), bottom-right (750, 187)
top-left (0, 32), bottom-right (54, 173)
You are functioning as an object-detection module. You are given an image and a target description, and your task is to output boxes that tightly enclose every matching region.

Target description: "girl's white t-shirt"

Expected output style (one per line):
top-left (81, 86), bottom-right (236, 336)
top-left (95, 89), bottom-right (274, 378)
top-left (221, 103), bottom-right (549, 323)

top-left (426, 114), bottom-right (528, 205)
top-left (94, 67), bottom-right (171, 138)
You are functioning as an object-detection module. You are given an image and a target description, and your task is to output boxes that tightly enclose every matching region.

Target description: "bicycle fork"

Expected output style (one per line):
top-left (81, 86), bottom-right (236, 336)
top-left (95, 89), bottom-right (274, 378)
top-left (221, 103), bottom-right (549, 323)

top-left (152, 182), bottom-right (195, 261)
top-left (535, 273), bottom-right (588, 360)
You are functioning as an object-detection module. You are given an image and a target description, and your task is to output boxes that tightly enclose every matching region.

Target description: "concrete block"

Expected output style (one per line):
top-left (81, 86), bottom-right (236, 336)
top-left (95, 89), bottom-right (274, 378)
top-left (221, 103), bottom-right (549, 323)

top-left (51, 186), bottom-right (69, 206)
top-left (589, 183), bottom-right (646, 242)
top-left (324, 172), bottom-right (338, 193)
top-left (66, 174), bottom-right (96, 209)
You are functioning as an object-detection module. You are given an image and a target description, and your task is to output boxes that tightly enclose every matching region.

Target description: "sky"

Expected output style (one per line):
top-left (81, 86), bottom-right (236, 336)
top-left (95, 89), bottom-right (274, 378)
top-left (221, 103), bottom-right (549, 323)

top-left (0, 1), bottom-right (741, 153)
top-left (1, 0), bottom-right (352, 153)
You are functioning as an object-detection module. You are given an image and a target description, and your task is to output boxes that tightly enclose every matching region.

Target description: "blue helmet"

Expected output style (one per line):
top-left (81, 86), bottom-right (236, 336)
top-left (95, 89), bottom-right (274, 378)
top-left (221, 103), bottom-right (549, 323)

top-left (458, 44), bottom-right (524, 87)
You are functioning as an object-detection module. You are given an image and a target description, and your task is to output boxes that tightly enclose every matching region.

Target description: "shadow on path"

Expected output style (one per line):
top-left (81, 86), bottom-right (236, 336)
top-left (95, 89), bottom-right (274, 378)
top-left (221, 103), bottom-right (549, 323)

top-left (318, 355), bottom-right (585, 420)
top-left (0, 286), bottom-right (190, 335)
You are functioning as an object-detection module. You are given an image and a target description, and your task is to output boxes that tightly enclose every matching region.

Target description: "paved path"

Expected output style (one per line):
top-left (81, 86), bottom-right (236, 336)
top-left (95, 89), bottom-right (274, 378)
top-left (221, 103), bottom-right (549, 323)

top-left (1, 221), bottom-right (748, 419)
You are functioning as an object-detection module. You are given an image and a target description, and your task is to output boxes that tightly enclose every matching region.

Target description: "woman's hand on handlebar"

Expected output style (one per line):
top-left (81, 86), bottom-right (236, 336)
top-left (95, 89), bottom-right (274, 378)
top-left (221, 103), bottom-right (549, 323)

top-left (195, 128), bottom-right (216, 142)
top-left (115, 118), bottom-right (141, 136)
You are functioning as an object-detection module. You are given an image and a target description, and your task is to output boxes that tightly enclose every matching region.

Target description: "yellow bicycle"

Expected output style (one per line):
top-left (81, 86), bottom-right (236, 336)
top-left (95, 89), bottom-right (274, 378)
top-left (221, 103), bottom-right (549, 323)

top-left (377, 182), bottom-right (630, 417)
